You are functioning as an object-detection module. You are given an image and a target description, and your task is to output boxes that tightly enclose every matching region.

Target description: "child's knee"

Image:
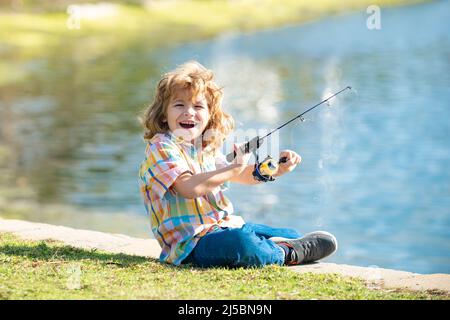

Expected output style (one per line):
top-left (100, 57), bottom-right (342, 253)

top-left (227, 228), bottom-right (258, 249)
top-left (226, 229), bottom-right (272, 266)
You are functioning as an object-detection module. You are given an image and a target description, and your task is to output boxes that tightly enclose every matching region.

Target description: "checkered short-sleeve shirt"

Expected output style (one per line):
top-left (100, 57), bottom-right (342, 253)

top-left (139, 132), bottom-right (245, 265)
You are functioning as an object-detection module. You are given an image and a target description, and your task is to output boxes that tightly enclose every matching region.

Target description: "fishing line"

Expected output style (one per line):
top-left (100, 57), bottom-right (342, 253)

top-left (259, 86), bottom-right (352, 141)
top-left (227, 86), bottom-right (352, 163)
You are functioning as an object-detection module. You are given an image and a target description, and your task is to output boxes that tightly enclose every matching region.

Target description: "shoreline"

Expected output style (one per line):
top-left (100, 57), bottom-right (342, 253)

top-left (0, 0), bottom-right (429, 55)
top-left (1, 217), bottom-right (449, 295)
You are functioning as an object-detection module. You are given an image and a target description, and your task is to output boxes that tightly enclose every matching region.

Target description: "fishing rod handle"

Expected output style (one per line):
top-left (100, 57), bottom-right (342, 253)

top-left (225, 136), bottom-right (262, 163)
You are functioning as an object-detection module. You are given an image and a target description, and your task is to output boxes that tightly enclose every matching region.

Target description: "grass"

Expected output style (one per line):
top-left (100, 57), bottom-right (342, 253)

top-left (0, 232), bottom-right (448, 300)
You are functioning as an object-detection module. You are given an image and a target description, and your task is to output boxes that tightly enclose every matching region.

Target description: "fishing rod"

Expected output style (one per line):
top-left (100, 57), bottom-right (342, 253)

top-left (226, 86), bottom-right (352, 182)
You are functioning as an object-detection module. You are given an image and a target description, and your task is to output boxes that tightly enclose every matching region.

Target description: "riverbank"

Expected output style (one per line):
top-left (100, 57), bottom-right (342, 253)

top-left (0, 0), bottom-right (427, 57)
top-left (1, 218), bottom-right (449, 299)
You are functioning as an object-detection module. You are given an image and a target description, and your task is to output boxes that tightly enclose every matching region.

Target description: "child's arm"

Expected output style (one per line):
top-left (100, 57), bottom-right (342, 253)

top-left (173, 164), bottom-right (244, 198)
top-left (173, 149), bottom-right (301, 197)
top-left (232, 150), bottom-right (302, 185)
top-left (173, 144), bottom-right (252, 198)
top-left (231, 150), bottom-right (302, 184)
top-left (229, 165), bottom-right (261, 185)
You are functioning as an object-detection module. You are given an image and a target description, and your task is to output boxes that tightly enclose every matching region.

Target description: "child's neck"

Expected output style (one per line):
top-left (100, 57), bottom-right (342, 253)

top-left (167, 131), bottom-right (203, 150)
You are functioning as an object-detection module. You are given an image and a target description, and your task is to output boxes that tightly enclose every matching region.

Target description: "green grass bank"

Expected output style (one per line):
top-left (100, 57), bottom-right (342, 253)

top-left (0, 232), bottom-right (448, 299)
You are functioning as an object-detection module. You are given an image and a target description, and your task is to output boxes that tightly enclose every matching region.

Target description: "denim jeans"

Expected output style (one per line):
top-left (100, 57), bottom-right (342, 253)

top-left (183, 222), bottom-right (301, 267)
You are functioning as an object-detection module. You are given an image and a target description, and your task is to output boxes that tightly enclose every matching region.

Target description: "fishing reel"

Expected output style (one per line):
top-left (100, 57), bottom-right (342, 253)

top-left (252, 155), bottom-right (288, 183)
top-left (226, 135), bottom-right (289, 183)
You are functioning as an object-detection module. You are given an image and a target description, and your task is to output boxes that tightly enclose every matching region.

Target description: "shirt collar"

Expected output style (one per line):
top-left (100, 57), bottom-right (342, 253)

top-left (164, 132), bottom-right (201, 154)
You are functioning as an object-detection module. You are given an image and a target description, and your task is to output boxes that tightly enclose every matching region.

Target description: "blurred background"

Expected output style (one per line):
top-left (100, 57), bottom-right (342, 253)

top-left (0, 0), bottom-right (449, 274)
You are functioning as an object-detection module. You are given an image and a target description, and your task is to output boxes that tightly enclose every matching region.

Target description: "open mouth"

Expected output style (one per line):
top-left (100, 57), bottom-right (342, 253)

top-left (179, 121), bottom-right (196, 129)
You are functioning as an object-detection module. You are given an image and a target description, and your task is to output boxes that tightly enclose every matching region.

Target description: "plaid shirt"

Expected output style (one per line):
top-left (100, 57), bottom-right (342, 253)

top-left (139, 132), bottom-right (245, 265)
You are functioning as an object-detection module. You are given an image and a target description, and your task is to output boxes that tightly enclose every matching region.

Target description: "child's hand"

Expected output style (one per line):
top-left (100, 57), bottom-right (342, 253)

top-left (232, 143), bottom-right (252, 175)
top-left (275, 150), bottom-right (301, 177)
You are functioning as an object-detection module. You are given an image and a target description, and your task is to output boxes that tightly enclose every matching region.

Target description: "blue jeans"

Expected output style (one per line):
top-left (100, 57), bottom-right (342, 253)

top-left (183, 222), bottom-right (301, 268)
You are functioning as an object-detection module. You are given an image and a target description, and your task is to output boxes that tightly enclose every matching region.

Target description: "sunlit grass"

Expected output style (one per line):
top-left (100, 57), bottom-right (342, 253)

top-left (1, 232), bottom-right (447, 299)
top-left (0, 61), bottom-right (28, 86)
top-left (0, 0), bottom-right (429, 87)
top-left (0, 0), bottom-right (428, 52)
top-left (0, 0), bottom-right (429, 86)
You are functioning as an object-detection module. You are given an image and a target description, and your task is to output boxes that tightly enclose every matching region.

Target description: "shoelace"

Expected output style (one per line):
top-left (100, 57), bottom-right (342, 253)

top-left (284, 239), bottom-right (322, 264)
top-left (292, 240), bottom-right (320, 262)
top-left (302, 241), bottom-right (318, 261)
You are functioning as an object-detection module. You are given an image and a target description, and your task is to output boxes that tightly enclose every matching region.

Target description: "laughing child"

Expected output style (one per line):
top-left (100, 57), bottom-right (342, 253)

top-left (139, 61), bottom-right (337, 267)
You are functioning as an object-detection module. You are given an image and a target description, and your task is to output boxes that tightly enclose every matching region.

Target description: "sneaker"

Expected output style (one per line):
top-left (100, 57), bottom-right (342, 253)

top-left (270, 231), bottom-right (338, 265)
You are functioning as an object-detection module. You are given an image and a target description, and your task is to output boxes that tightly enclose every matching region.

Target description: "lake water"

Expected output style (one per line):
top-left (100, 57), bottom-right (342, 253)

top-left (1, 0), bottom-right (449, 273)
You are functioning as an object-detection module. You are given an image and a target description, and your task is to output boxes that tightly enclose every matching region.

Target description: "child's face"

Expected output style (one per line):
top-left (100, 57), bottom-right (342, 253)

top-left (165, 88), bottom-right (210, 143)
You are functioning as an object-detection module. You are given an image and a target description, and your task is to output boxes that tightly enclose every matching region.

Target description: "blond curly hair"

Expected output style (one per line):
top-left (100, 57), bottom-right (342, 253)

top-left (141, 61), bottom-right (234, 153)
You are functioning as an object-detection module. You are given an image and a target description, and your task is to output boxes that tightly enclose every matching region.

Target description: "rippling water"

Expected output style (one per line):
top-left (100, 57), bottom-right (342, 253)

top-left (1, 1), bottom-right (449, 273)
